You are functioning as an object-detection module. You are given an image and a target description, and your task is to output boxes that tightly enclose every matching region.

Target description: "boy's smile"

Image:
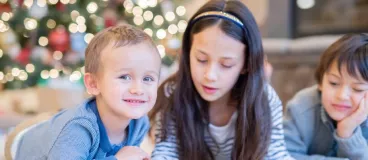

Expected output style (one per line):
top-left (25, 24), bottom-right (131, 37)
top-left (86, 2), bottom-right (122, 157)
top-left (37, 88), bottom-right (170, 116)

top-left (122, 97), bottom-right (148, 107)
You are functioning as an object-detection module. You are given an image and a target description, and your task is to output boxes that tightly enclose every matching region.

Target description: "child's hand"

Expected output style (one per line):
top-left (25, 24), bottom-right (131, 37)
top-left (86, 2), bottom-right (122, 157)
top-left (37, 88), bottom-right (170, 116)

top-left (115, 146), bottom-right (150, 160)
top-left (337, 93), bottom-right (368, 138)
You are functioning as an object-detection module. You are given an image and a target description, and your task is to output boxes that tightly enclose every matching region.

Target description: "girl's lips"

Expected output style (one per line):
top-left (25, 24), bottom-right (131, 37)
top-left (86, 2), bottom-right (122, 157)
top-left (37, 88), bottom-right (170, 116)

top-left (202, 85), bottom-right (218, 94)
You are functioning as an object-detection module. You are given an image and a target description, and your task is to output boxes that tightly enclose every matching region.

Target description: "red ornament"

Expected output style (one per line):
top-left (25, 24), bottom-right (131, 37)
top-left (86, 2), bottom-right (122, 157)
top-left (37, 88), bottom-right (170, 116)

top-left (17, 0), bottom-right (24, 6)
top-left (103, 9), bottom-right (117, 28)
top-left (49, 26), bottom-right (69, 52)
top-left (56, 2), bottom-right (66, 11)
top-left (0, 2), bottom-right (12, 12)
top-left (105, 19), bottom-right (117, 28)
top-left (16, 47), bottom-right (31, 65)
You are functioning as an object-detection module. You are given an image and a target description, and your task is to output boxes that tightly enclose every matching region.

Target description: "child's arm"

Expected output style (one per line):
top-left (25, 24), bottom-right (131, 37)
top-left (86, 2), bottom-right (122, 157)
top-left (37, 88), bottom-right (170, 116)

top-left (334, 93), bottom-right (368, 159)
top-left (150, 119), bottom-right (179, 160)
top-left (334, 126), bottom-right (368, 159)
top-left (265, 85), bottom-right (295, 160)
top-left (114, 146), bottom-right (150, 160)
top-left (48, 119), bottom-right (97, 159)
top-left (150, 79), bottom-right (179, 160)
top-left (283, 109), bottom-right (347, 160)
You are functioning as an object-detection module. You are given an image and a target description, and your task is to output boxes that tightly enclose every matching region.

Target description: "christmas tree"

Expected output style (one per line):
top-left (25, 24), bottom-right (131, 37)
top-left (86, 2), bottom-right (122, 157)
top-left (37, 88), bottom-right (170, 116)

top-left (0, 0), bottom-right (186, 90)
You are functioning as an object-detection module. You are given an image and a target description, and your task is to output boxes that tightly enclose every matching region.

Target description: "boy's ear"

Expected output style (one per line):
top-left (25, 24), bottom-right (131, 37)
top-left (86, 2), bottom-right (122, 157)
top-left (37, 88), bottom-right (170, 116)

top-left (84, 73), bottom-right (100, 96)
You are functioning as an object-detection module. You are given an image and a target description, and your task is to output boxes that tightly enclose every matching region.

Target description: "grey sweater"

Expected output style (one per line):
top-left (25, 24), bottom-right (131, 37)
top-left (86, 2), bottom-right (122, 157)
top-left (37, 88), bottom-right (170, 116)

top-left (284, 85), bottom-right (368, 160)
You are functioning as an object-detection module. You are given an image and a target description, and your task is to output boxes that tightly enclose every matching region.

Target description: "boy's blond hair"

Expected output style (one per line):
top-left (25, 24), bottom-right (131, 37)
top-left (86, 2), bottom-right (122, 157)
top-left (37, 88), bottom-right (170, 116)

top-left (85, 24), bottom-right (155, 73)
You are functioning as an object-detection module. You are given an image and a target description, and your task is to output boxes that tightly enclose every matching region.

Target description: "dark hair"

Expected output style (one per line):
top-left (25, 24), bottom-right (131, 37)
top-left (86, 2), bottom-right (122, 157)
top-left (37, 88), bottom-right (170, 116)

top-left (149, 0), bottom-right (271, 159)
top-left (315, 34), bottom-right (368, 84)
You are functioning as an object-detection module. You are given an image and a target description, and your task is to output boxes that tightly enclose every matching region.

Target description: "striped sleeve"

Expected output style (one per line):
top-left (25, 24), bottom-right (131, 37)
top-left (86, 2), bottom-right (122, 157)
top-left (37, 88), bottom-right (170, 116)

top-left (151, 81), bottom-right (180, 159)
top-left (265, 84), bottom-right (295, 160)
top-left (151, 115), bottom-right (180, 160)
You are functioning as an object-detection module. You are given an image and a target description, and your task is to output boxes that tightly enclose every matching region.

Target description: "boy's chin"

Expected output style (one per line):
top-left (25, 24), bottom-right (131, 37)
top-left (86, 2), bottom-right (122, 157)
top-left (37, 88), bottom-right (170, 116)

top-left (126, 114), bottom-right (146, 119)
top-left (120, 111), bottom-right (147, 120)
top-left (328, 112), bottom-right (348, 122)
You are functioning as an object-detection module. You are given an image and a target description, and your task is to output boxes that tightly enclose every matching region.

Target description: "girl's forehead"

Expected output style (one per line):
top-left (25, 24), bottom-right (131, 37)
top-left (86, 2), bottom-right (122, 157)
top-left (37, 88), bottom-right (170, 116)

top-left (191, 27), bottom-right (245, 55)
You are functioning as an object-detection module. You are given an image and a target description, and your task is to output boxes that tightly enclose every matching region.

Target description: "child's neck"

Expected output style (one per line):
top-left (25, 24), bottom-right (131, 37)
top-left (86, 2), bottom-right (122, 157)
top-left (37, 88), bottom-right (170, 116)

top-left (96, 98), bottom-right (131, 145)
top-left (209, 92), bottom-right (236, 127)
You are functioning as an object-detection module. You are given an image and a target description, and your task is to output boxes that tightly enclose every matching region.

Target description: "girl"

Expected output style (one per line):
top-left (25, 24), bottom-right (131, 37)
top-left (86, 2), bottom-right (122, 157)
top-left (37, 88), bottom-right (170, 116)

top-left (283, 34), bottom-right (368, 159)
top-left (150, 0), bottom-right (292, 159)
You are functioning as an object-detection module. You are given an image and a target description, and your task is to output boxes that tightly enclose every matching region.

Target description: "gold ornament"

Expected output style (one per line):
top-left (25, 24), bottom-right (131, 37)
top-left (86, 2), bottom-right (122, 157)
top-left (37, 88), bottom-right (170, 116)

top-left (0, 28), bottom-right (21, 59)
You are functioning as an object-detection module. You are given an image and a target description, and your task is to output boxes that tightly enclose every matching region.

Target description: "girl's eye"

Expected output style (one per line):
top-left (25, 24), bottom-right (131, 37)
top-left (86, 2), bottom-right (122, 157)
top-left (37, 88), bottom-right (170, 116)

top-left (222, 64), bottom-right (233, 68)
top-left (119, 75), bottom-right (132, 81)
top-left (197, 58), bottom-right (207, 63)
top-left (143, 76), bottom-right (155, 82)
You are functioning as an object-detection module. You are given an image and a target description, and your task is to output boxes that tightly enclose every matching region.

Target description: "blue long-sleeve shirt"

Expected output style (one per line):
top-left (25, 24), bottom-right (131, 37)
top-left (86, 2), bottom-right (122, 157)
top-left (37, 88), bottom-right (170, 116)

top-left (15, 97), bottom-right (149, 160)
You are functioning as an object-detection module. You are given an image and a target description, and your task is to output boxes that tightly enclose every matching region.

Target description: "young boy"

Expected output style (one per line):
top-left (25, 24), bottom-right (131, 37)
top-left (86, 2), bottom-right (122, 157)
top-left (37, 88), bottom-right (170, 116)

top-left (15, 24), bottom-right (161, 160)
top-left (284, 34), bottom-right (368, 160)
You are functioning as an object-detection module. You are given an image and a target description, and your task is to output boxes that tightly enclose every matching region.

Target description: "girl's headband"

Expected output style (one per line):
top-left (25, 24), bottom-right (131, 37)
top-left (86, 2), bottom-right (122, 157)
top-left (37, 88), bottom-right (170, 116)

top-left (192, 11), bottom-right (244, 27)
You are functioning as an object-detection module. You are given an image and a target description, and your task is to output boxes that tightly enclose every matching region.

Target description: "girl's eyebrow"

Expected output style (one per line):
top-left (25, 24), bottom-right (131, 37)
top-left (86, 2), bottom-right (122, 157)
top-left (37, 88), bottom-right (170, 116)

top-left (221, 57), bottom-right (236, 60)
top-left (197, 49), bottom-right (237, 59)
top-left (196, 49), bottom-right (208, 55)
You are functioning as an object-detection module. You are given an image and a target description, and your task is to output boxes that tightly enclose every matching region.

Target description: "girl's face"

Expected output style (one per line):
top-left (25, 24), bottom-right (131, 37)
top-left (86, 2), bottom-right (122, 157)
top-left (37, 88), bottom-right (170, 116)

top-left (189, 25), bottom-right (245, 103)
top-left (320, 61), bottom-right (368, 121)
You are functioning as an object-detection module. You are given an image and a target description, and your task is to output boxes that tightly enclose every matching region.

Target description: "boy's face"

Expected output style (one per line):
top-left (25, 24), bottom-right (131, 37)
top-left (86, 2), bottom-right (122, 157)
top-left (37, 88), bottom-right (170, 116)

top-left (319, 61), bottom-right (368, 121)
top-left (94, 41), bottom-right (160, 119)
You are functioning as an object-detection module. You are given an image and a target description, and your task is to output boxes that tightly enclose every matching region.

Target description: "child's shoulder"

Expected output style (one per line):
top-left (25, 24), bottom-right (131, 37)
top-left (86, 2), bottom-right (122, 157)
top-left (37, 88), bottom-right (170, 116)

top-left (62, 98), bottom-right (97, 117)
top-left (48, 98), bottom-right (99, 131)
top-left (17, 99), bottom-right (100, 158)
top-left (286, 85), bottom-right (321, 116)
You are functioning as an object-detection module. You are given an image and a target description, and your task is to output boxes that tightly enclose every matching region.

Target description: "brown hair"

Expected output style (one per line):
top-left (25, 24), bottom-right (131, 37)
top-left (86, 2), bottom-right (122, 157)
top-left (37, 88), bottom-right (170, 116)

top-left (150, 0), bottom-right (271, 159)
top-left (84, 24), bottom-right (155, 73)
top-left (315, 34), bottom-right (368, 85)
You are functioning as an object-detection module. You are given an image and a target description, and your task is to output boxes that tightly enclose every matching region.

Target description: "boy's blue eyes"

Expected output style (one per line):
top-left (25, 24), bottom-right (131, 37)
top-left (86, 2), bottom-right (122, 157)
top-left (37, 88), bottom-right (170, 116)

top-left (143, 76), bottom-right (154, 82)
top-left (120, 75), bottom-right (132, 80)
top-left (119, 75), bottom-right (155, 82)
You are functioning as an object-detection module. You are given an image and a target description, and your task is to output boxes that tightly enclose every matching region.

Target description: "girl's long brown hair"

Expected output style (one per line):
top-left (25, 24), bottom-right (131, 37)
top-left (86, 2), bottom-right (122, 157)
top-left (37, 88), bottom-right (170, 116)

top-left (149, 1), bottom-right (271, 159)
